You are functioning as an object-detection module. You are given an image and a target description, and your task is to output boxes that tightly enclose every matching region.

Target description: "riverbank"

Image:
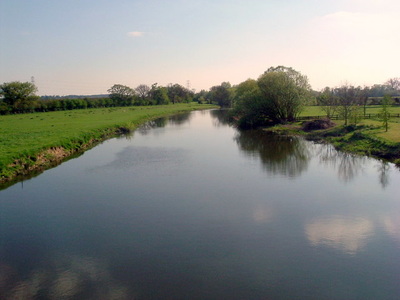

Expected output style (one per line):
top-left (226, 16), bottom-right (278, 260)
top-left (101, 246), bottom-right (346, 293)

top-left (264, 119), bottom-right (400, 166)
top-left (0, 103), bottom-right (217, 186)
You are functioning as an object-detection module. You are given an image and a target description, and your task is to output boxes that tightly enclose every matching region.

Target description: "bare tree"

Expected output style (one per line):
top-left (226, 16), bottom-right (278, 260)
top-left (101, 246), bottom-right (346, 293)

top-left (358, 86), bottom-right (370, 117)
top-left (135, 84), bottom-right (151, 105)
top-left (317, 87), bottom-right (338, 118)
top-left (385, 78), bottom-right (400, 92)
top-left (333, 84), bottom-right (360, 125)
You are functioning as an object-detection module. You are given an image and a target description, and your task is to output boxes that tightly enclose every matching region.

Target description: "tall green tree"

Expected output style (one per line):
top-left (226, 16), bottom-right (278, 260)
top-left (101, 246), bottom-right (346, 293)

top-left (167, 84), bottom-right (192, 104)
top-left (231, 79), bottom-right (266, 128)
top-left (0, 81), bottom-right (40, 113)
top-left (257, 66), bottom-right (311, 122)
top-left (209, 82), bottom-right (232, 108)
top-left (150, 83), bottom-right (169, 105)
top-left (108, 84), bottom-right (135, 106)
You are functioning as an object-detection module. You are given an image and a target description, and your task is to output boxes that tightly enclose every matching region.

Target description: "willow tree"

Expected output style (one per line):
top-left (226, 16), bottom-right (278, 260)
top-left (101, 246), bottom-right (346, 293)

top-left (257, 66), bottom-right (311, 123)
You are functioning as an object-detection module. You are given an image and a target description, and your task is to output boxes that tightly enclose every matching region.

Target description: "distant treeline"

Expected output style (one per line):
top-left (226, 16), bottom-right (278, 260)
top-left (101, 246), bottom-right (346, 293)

top-left (0, 82), bottom-right (199, 115)
top-left (2, 76), bottom-right (399, 116)
top-left (40, 94), bottom-right (109, 100)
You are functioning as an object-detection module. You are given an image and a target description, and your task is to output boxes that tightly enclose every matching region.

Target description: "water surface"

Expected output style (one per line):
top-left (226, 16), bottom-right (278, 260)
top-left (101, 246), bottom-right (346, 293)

top-left (1, 110), bottom-right (400, 299)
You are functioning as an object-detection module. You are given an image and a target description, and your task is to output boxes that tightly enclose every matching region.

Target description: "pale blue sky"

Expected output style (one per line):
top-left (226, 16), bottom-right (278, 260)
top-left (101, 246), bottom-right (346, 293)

top-left (1, 0), bottom-right (399, 95)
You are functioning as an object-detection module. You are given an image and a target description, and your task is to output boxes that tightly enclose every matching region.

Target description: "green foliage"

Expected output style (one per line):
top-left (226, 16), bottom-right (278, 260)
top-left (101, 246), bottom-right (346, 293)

top-left (108, 84), bottom-right (135, 106)
top-left (166, 84), bottom-right (193, 104)
top-left (231, 79), bottom-right (266, 128)
top-left (192, 90), bottom-right (206, 104)
top-left (258, 66), bottom-right (310, 122)
top-left (0, 81), bottom-right (40, 113)
top-left (232, 66), bottom-right (311, 128)
top-left (150, 84), bottom-right (170, 105)
top-left (209, 82), bottom-right (232, 108)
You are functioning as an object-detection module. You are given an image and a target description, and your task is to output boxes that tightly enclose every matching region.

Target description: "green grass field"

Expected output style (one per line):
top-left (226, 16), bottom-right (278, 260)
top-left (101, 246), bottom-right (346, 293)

top-left (0, 103), bottom-right (216, 180)
top-left (300, 105), bottom-right (400, 117)
top-left (301, 105), bottom-right (400, 143)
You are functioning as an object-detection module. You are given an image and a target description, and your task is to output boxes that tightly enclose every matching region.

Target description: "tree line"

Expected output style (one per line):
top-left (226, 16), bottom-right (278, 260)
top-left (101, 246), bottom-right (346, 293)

top-left (202, 69), bottom-right (400, 128)
top-left (2, 71), bottom-right (399, 127)
top-left (0, 82), bottom-right (195, 115)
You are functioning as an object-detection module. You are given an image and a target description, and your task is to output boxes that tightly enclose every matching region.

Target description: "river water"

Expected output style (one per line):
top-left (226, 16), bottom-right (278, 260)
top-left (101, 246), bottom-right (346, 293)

top-left (1, 109), bottom-right (400, 300)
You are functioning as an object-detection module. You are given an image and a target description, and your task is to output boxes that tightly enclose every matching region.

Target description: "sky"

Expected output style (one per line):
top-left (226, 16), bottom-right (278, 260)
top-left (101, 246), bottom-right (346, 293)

top-left (1, 0), bottom-right (399, 96)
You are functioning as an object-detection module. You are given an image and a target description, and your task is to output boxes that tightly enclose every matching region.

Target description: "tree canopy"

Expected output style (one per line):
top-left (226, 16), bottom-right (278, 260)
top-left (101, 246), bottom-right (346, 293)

top-left (167, 84), bottom-right (193, 104)
top-left (107, 84), bottom-right (136, 106)
top-left (231, 66), bottom-right (311, 128)
top-left (209, 82), bottom-right (232, 108)
top-left (0, 81), bottom-right (40, 113)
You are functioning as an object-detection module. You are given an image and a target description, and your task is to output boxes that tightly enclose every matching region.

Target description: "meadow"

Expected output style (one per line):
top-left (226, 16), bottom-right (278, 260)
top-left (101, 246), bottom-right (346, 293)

top-left (0, 103), bottom-right (216, 181)
top-left (300, 105), bottom-right (400, 143)
top-left (301, 105), bottom-right (400, 118)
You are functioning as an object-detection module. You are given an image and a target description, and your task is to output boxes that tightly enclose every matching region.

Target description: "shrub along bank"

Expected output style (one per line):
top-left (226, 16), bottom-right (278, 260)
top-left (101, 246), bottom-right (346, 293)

top-left (0, 103), bottom-right (216, 186)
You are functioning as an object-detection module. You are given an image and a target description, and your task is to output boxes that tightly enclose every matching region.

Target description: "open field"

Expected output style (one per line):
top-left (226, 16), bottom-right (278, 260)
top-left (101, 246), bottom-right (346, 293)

top-left (300, 105), bottom-right (400, 117)
top-left (0, 103), bottom-right (216, 182)
top-left (300, 106), bottom-right (400, 143)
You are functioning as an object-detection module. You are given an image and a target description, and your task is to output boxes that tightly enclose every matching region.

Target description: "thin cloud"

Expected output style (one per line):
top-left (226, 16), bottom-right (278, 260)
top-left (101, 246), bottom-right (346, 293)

top-left (127, 31), bottom-right (144, 38)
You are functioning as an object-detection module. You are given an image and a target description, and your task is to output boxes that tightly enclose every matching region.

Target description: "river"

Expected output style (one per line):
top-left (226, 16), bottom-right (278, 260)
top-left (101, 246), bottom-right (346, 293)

top-left (1, 109), bottom-right (400, 299)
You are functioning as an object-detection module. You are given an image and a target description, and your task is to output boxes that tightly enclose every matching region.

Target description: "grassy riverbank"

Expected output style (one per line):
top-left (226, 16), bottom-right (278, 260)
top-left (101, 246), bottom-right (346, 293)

top-left (265, 117), bottom-right (400, 165)
top-left (0, 103), bottom-right (216, 184)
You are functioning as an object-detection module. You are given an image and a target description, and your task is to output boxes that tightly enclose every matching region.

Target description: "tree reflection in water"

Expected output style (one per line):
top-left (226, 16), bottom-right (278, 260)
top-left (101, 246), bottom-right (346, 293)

top-left (317, 145), bottom-right (365, 182)
top-left (317, 143), bottom-right (393, 188)
top-left (167, 112), bottom-right (192, 126)
top-left (137, 117), bottom-right (168, 135)
top-left (136, 112), bottom-right (192, 136)
top-left (377, 161), bottom-right (390, 188)
top-left (234, 130), bottom-right (310, 178)
top-left (210, 109), bottom-right (231, 127)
